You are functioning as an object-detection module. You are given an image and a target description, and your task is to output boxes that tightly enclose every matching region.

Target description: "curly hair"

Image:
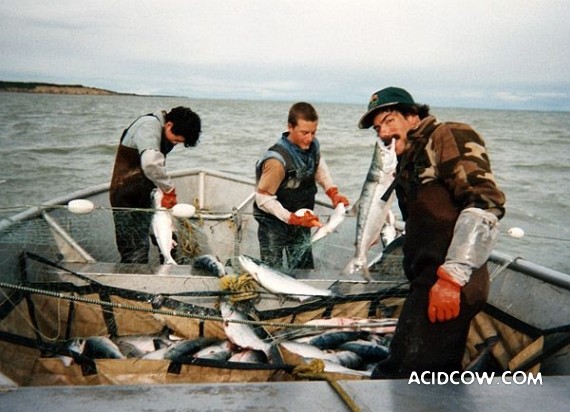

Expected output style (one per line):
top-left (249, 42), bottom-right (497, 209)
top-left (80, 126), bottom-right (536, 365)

top-left (165, 106), bottom-right (202, 147)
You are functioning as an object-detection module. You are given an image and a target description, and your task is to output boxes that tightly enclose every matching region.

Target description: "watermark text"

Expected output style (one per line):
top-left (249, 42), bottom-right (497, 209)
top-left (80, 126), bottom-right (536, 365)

top-left (408, 371), bottom-right (542, 385)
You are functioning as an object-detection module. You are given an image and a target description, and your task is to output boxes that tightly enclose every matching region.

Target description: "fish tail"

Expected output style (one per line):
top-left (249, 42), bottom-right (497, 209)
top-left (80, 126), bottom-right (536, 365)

top-left (266, 344), bottom-right (282, 365)
top-left (362, 265), bottom-right (372, 282)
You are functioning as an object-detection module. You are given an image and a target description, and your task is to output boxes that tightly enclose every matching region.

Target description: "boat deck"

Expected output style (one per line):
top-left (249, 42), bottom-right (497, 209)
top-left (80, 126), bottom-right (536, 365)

top-left (1, 374), bottom-right (568, 411)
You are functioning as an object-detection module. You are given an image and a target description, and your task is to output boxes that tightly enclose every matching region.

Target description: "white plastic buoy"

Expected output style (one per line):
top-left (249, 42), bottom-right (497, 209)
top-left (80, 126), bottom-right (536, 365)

top-left (171, 203), bottom-right (196, 218)
top-left (67, 199), bottom-right (95, 214)
top-left (507, 227), bottom-right (525, 239)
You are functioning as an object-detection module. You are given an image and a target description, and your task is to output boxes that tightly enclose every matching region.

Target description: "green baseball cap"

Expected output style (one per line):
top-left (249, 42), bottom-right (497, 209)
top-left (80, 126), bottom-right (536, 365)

top-left (358, 87), bottom-right (415, 129)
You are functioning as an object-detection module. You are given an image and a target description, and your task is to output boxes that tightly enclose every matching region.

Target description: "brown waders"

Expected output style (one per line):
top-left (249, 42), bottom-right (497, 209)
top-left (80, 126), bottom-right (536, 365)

top-left (372, 183), bottom-right (489, 378)
top-left (110, 145), bottom-right (155, 264)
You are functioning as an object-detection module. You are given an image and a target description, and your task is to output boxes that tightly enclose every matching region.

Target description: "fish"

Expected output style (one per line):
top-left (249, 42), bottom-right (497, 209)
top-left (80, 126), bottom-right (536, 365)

top-left (113, 334), bottom-right (172, 358)
top-left (334, 350), bottom-right (365, 370)
top-left (57, 338), bottom-right (87, 366)
top-left (237, 255), bottom-right (335, 302)
top-left (321, 360), bottom-right (372, 377)
top-left (338, 339), bottom-right (390, 362)
top-left (381, 209), bottom-right (397, 247)
top-left (151, 188), bottom-right (177, 265)
top-left (82, 336), bottom-right (127, 360)
top-left (192, 254), bottom-right (226, 277)
top-left (311, 203), bottom-right (347, 243)
top-left (280, 341), bottom-right (336, 361)
top-left (341, 139), bottom-right (398, 280)
top-left (162, 337), bottom-right (222, 362)
top-left (465, 335), bottom-right (501, 372)
top-left (228, 349), bottom-right (267, 363)
top-left (193, 340), bottom-right (234, 361)
top-left (280, 341), bottom-right (363, 369)
top-left (220, 301), bottom-right (274, 359)
top-left (306, 331), bottom-right (368, 350)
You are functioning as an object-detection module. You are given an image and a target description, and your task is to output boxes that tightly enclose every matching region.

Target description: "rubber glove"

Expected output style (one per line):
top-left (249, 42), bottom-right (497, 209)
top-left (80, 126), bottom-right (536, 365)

top-left (428, 266), bottom-right (462, 323)
top-left (326, 187), bottom-right (349, 208)
top-left (161, 188), bottom-right (178, 209)
top-left (288, 210), bottom-right (322, 228)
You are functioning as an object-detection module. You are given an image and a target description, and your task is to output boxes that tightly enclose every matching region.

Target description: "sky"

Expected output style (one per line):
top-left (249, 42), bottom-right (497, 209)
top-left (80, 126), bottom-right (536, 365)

top-left (1, 0), bottom-right (569, 111)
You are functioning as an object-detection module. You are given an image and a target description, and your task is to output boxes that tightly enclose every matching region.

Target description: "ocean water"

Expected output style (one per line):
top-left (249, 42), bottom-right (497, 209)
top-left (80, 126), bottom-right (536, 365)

top-left (0, 92), bottom-right (569, 274)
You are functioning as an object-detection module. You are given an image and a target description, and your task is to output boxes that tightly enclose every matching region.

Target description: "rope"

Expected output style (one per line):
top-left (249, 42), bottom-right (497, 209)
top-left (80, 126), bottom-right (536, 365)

top-left (293, 359), bottom-right (362, 412)
top-left (178, 218), bottom-right (202, 257)
top-left (219, 273), bottom-right (259, 303)
top-left (490, 255), bottom-right (520, 281)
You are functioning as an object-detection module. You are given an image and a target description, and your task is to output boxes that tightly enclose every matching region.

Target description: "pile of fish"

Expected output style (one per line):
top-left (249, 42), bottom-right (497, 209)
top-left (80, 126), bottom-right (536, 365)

top-left (49, 254), bottom-right (398, 377)
top-left (53, 316), bottom-right (396, 377)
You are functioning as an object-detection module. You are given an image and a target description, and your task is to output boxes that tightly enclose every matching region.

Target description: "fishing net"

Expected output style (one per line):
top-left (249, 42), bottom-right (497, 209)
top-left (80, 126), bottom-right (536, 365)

top-left (0, 173), bottom-right (409, 386)
top-left (0, 171), bottom-right (567, 386)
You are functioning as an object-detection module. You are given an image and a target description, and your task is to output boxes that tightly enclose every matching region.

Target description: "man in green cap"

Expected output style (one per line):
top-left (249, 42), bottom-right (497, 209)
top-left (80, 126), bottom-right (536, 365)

top-left (358, 87), bottom-right (506, 378)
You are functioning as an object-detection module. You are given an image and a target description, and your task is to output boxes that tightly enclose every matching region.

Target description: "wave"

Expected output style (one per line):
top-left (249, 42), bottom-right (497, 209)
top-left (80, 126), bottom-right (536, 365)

top-left (0, 143), bottom-right (117, 156)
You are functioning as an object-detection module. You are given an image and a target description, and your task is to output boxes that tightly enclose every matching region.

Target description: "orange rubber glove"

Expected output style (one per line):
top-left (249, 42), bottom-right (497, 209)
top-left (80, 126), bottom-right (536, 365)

top-left (326, 187), bottom-right (349, 208)
top-left (161, 188), bottom-right (177, 209)
top-left (428, 266), bottom-right (462, 323)
top-left (288, 210), bottom-right (322, 228)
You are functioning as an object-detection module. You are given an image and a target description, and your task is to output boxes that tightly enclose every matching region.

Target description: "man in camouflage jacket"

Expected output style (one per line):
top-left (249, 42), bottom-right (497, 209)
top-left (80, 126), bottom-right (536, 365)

top-left (357, 87), bottom-right (506, 378)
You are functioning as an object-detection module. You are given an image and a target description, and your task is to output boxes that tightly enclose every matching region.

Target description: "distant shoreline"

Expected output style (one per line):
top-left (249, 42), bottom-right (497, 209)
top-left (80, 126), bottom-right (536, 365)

top-left (0, 81), bottom-right (139, 96)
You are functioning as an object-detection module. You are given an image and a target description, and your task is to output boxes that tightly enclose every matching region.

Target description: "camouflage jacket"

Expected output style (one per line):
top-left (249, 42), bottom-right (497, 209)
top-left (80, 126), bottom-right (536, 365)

top-left (396, 116), bottom-right (506, 220)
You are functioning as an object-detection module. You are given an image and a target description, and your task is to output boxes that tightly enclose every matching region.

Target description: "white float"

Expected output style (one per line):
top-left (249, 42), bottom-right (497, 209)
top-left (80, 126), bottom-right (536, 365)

top-left (507, 227), bottom-right (525, 239)
top-left (67, 199), bottom-right (95, 214)
top-left (172, 203), bottom-right (196, 218)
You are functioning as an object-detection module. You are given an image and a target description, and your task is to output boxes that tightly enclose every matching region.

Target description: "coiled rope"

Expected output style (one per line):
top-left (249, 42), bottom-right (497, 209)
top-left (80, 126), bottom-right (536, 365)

top-left (219, 273), bottom-right (259, 303)
top-left (293, 359), bottom-right (362, 412)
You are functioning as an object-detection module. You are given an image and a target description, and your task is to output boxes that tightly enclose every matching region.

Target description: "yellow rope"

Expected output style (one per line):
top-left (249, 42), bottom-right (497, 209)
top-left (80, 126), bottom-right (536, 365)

top-left (177, 218), bottom-right (201, 257)
top-left (219, 273), bottom-right (259, 303)
top-left (293, 359), bottom-right (362, 412)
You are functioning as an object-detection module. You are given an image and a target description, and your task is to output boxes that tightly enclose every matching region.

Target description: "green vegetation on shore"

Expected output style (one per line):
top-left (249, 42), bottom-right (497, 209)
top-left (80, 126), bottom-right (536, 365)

top-left (0, 81), bottom-right (135, 96)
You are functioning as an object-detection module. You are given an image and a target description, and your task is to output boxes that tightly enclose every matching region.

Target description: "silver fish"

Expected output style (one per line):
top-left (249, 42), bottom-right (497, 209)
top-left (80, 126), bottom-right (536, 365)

top-left (192, 254), bottom-right (226, 277)
top-left (280, 341), bottom-right (334, 360)
top-left (380, 209), bottom-right (397, 247)
top-left (321, 360), bottom-right (372, 377)
top-left (334, 350), bottom-right (365, 370)
top-left (220, 301), bottom-right (273, 357)
top-left (82, 336), bottom-right (126, 359)
top-left (228, 349), bottom-right (267, 363)
top-left (193, 340), bottom-right (233, 360)
top-left (311, 203), bottom-right (347, 243)
top-left (338, 339), bottom-right (390, 362)
top-left (163, 337), bottom-right (221, 362)
top-left (307, 331), bottom-right (368, 350)
top-left (238, 255), bottom-right (334, 302)
top-left (57, 338), bottom-right (87, 366)
top-left (341, 139), bottom-right (397, 280)
top-left (113, 334), bottom-right (172, 358)
top-left (151, 189), bottom-right (177, 265)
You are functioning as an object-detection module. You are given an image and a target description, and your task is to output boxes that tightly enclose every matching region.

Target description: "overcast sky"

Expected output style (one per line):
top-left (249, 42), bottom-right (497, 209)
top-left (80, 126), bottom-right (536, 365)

top-left (1, 0), bottom-right (569, 111)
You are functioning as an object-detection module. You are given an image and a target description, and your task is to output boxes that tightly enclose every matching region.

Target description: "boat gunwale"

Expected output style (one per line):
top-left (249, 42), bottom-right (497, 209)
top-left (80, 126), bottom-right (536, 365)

top-left (1, 167), bottom-right (569, 291)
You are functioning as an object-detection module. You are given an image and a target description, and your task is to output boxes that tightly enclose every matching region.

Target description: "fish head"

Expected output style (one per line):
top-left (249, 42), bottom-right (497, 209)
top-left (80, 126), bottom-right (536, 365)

top-left (237, 255), bottom-right (259, 277)
top-left (379, 138), bottom-right (398, 174)
top-left (67, 338), bottom-right (86, 355)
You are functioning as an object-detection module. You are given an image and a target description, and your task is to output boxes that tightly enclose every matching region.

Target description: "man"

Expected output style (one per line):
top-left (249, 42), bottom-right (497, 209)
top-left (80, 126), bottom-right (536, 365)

top-left (110, 106), bottom-right (201, 263)
top-left (357, 87), bottom-right (506, 378)
top-left (253, 102), bottom-right (349, 270)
